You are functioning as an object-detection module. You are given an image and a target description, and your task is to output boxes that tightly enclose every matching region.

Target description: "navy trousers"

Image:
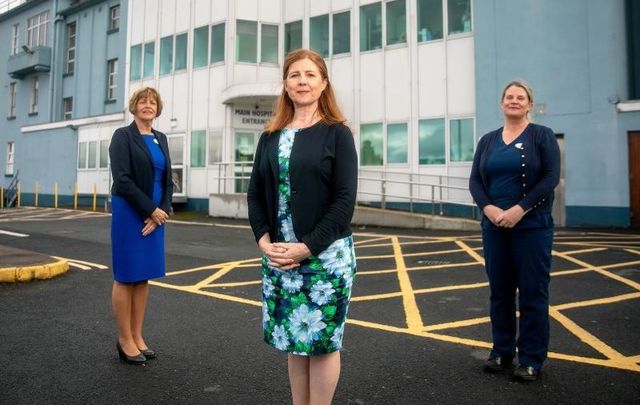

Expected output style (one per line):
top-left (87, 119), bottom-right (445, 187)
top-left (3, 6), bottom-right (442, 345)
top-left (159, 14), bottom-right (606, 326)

top-left (482, 226), bottom-right (554, 370)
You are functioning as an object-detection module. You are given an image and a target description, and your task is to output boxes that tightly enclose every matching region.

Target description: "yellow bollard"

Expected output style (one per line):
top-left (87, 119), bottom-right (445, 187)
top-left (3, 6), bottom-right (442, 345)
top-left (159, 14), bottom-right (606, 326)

top-left (92, 183), bottom-right (97, 211)
top-left (1, 187), bottom-right (3, 209)
top-left (73, 183), bottom-right (78, 210)
top-left (54, 182), bottom-right (58, 209)
top-left (17, 182), bottom-right (21, 208)
top-left (34, 181), bottom-right (39, 207)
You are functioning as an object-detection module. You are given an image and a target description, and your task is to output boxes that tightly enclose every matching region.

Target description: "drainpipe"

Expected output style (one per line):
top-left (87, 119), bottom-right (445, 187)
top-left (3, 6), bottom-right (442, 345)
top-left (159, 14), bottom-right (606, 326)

top-left (49, 0), bottom-right (62, 122)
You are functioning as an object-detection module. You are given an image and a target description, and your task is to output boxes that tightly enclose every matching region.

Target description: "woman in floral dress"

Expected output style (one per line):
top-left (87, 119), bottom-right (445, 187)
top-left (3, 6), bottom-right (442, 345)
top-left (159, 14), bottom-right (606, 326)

top-left (247, 49), bottom-right (358, 405)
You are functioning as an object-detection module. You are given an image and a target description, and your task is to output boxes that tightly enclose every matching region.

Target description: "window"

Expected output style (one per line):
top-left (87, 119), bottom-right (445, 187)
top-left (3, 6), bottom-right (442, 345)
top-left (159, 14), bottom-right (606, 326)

top-left (310, 14), bottom-right (329, 58)
top-left (417, 0), bottom-right (443, 41)
top-left (387, 123), bottom-right (408, 164)
top-left (208, 131), bottom-right (222, 165)
top-left (66, 22), bottom-right (76, 73)
top-left (448, 0), bottom-right (472, 35)
top-left (130, 44), bottom-right (141, 80)
top-left (261, 24), bottom-right (279, 64)
top-left (236, 20), bottom-right (257, 63)
top-left (191, 131), bottom-right (206, 168)
top-left (143, 41), bottom-right (155, 78)
top-left (99, 140), bottom-right (109, 168)
top-left (27, 11), bottom-right (49, 48)
top-left (235, 132), bottom-right (254, 162)
top-left (159, 36), bottom-right (173, 75)
top-left (332, 11), bottom-right (350, 55)
top-left (78, 142), bottom-right (87, 169)
top-left (285, 20), bottom-right (302, 55)
top-left (386, 0), bottom-right (406, 45)
top-left (175, 33), bottom-right (188, 70)
top-left (63, 97), bottom-right (73, 120)
top-left (11, 24), bottom-right (19, 55)
top-left (419, 118), bottom-right (445, 164)
top-left (88, 141), bottom-right (97, 169)
top-left (8, 83), bottom-right (16, 118)
top-left (109, 5), bottom-right (120, 31)
top-left (360, 123), bottom-right (383, 166)
top-left (449, 118), bottom-right (474, 162)
top-left (360, 3), bottom-right (382, 52)
top-left (6, 142), bottom-right (14, 175)
top-left (30, 77), bottom-right (39, 114)
top-left (210, 23), bottom-right (225, 63)
top-left (107, 58), bottom-right (118, 101)
top-left (193, 25), bottom-right (209, 68)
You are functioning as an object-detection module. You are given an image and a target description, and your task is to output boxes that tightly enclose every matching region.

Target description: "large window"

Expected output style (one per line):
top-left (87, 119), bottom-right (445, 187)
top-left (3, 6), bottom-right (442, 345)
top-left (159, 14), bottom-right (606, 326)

top-left (11, 24), bottom-right (19, 55)
top-left (261, 24), bottom-right (279, 64)
top-left (6, 142), bottom-right (15, 175)
top-left (107, 59), bottom-right (117, 100)
top-left (419, 118), bottom-right (445, 164)
top-left (208, 131), bottom-right (222, 165)
top-left (236, 20), bottom-right (257, 63)
top-left (285, 20), bottom-right (302, 55)
top-left (99, 140), bottom-right (109, 168)
top-left (360, 3), bottom-right (382, 52)
top-left (191, 131), bottom-right (206, 168)
top-left (449, 118), bottom-right (474, 162)
top-left (175, 33), bottom-right (188, 71)
top-left (159, 36), bottom-right (173, 75)
top-left (63, 97), bottom-right (73, 120)
top-left (417, 0), bottom-right (443, 41)
top-left (30, 77), bottom-right (39, 114)
top-left (109, 5), bottom-right (120, 31)
top-left (448, 0), bottom-right (472, 35)
top-left (143, 41), bottom-right (155, 78)
top-left (27, 11), bottom-right (49, 48)
top-left (78, 142), bottom-right (87, 169)
top-left (360, 123), bottom-right (383, 166)
top-left (310, 14), bottom-right (329, 58)
top-left (387, 123), bottom-right (408, 164)
top-left (235, 132), bottom-right (254, 162)
top-left (88, 141), bottom-right (97, 169)
top-left (66, 22), bottom-right (76, 74)
top-left (386, 0), bottom-right (406, 45)
top-left (210, 23), bottom-right (225, 63)
top-left (193, 25), bottom-right (209, 68)
top-left (8, 82), bottom-right (16, 118)
top-left (130, 44), bottom-right (142, 80)
top-left (332, 11), bottom-right (350, 55)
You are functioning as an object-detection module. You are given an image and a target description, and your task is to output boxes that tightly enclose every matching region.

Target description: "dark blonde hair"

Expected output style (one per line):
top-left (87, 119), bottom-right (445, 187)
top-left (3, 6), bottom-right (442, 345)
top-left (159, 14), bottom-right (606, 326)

top-left (501, 80), bottom-right (534, 121)
top-left (265, 49), bottom-right (346, 132)
top-left (128, 87), bottom-right (163, 118)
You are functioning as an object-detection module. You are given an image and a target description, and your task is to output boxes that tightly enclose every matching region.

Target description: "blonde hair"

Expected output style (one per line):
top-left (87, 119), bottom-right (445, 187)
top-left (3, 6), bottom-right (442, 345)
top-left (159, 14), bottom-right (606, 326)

top-left (265, 49), bottom-right (346, 133)
top-left (128, 87), bottom-right (163, 118)
top-left (501, 80), bottom-right (534, 121)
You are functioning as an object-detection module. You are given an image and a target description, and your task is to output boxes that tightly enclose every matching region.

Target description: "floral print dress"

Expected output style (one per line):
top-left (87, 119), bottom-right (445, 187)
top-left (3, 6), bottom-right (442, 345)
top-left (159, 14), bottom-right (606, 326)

top-left (261, 128), bottom-right (356, 356)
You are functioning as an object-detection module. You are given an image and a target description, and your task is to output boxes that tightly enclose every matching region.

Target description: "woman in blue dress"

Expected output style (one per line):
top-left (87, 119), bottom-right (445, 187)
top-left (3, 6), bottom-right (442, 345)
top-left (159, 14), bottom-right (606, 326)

top-left (248, 49), bottom-right (358, 405)
top-left (109, 87), bottom-right (172, 365)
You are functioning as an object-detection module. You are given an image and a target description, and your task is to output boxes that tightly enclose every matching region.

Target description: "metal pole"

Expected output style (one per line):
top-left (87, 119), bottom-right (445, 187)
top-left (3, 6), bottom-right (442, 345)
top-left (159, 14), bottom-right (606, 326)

top-left (430, 185), bottom-right (434, 215)
top-left (74, 183), bottom-right (78, 209)
top-left (34, 181), bottom-right (39, 207)
top-left (0, 187), bottom-right (3, 209)
top-left (409, 173), bottom-right (414, 213)
top-left (92, 183), bottom-right (97, 211)
top-left (54, 182), bottom-right (58, 209)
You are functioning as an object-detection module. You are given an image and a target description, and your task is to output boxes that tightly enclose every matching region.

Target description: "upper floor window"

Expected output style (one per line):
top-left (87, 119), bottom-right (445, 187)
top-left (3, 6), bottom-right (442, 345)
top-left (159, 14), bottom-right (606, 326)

top-left (160, 36), bottom-right (173, 75)
top-left (210, 23), bottom-right (225, 63)
top-left (66, 22), bottom-right (76, 74)
top-left (310, 14), bottom-right (329, 58)
top-left (332, 11), bottom-right (350, 55)
top-left (449, 118), bottom-right (474, 162)
top-left (143, 41), bottom-right (155, 78)
top-left (27, 11), bottom-right (49, 48)
top-left (30, 77), bottom-right (39, 115)
top-left (285, 20), bottom-right (302, 55)
top-left (360, 3), bottom-right (382, 52)
top-left (261, 24), bottom-right (278, 64)
top-left (11, 24), bottom-right (19, 55)
top-left (236, 20), bottom-right (257, 63)
top-left (8, 83), bottom-right (17, 118)
top-left (386, 0), bottom-right (407, 45)
top-left (193, 25), bottom-right (209, 68)
top-left (448, 0), bottom-right (472, 35)
top-left (419, 118), bottom-right (445, 164)
top-left (130, 44), bottom-right (141, 80)
top-left (107, 59), bottom-right (118, 100)
top-left (6, 142), bottom-right (15, 176)
top-left (63, 97), bottom-right (73, 120)
top-left (360, 123), bottom-right (383, 166)
top-left (109, 5), bottom-right (120, 31)
top-left (175, 33), bottom-right (188, 70)
top-left (417, 0), bottom-right (443, 42)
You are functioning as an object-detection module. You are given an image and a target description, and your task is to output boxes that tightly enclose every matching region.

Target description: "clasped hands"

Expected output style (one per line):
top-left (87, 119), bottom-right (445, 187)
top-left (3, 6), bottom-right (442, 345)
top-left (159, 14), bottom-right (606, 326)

top-left (483, 204), bottom-right (525, 228)
top-left (142, 208), bottom-right (169, 236)
top-left (259, 236), bottom-right (311, 271)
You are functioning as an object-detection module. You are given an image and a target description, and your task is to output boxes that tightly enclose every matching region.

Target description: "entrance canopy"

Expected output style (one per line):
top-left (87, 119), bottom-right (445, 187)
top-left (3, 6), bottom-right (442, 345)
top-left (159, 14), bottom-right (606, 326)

top-left (221, 82), bottom-right (281, 105)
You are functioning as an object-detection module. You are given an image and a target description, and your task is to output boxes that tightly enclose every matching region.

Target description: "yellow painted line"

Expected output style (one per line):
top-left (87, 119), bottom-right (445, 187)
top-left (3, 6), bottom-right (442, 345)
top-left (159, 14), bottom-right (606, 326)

top-left (391, 236), bottom-right (423, 331)
top-left (51, 256), bottom-right (108, 269)
top-left (356, 247), bottom-right (480, 260)
top-left (556, 247), bottom-right (608, 255)
top-left (553, 292), bottom-right (640, 311)
top-left (149, 279), bottom-right (262, 306)
top-left (203, 280), bottom-right (262, 288)
top-left (554, 234), bottom-right (640, 239)
top-left (424, 315), bottom-right (491, 331)
top-left (555, 251), bottom-right (640, 291)
top-left (601, 259), bottom-right (640, 269)
top-left (353, 236), bottom-right (391, 246)
top-left (407, 261), bottom-right (480, 272)
top-left (194, 262), bottom-right (242, 289)
top-left (624, 249), bottom-right (640, 256)
top-left (555, 242), bottom-right (640, 249)
top-left (454, 240), bottom-right (485, 264)
top-left (355, 239), bottom-right (455, 249)
top-left (627, 355), bottom-right (640, 362)
top-left (549, 308), bottom-right (627, 361)
top-left (165, 264), bottom-right (228, 276)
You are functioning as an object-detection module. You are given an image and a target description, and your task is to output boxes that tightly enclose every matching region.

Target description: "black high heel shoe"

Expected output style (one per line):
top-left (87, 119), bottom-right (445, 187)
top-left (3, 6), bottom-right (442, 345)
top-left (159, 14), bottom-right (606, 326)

top-left (138, 347), bottom-right (156, 360)
top-left (116, 342), bottom-right (146, 365)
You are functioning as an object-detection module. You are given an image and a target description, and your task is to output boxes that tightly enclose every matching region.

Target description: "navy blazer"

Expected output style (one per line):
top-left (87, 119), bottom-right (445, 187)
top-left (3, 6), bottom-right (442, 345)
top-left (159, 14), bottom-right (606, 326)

top-left (247, 122), bottom-right (357, 256)
top-left (469, 123), bottom-right (560, 217)
top-left (109, 121), bottom-right (173, 218)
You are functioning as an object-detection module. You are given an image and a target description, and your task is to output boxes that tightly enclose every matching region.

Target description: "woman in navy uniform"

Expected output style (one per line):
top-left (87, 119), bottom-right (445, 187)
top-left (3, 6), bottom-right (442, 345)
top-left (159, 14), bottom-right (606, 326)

top-left (109, 87), bottom-right (172, 365)
top-left (469, 81), bottom-right (560, 381)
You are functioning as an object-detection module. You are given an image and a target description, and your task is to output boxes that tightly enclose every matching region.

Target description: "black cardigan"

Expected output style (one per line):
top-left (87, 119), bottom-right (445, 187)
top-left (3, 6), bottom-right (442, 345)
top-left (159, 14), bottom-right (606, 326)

top-left (247, 122), bottom-right (358, 256)
top-left (469, 123), bottom-right (560, 216)
top-left (109, 121), bottom-right (173, 218)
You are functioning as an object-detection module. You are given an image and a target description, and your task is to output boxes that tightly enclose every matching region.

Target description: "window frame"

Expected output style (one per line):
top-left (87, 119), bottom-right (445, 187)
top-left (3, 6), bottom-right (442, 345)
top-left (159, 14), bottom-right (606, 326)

top-left (448, 117), bottom-right (475, 164)
top-left (260, 23), bottom-right (279, 65)
top-left (447, 0), bottom-right (473, 37)
top-left (417, 0), bottom-right (444, 43)
top-left (193, 25), bottom-right (210, 69)
top-left (385, 0), bottom-right (407, 47)
top-left (11, 24), bottom-right (19, 55)
top-left (360, 2), bottom-right (382, 53)
top-left (26, 11), bottom-right (49, 48)
top-left (159, 35), bottom-right (174, 75)
top-left (359, 122), bottom-right (384, 167)
top-left (6, 142), bottom-right (15, 176)
top-left (386, 122), bottom-right (409, 165)
top-left (109, 5), bottom-right (120, 31)
top-left (29, 77), bottom-right (39, 115)
top-left (65, 21), bottom-right (76, 74)
top-left (310, 14), bottom-right (330, 58)
top-left (418, 117), bottom-right (446, 165)
top-left (332, 10), bottom-right (351, 56)
top-left (284, 20), bottom-right (303, 55)
top-left (236, 20), bottom-right (258, 64)
top-left (107, 59), bottom-right (118, 101)
top-left (210, 22), bottom-right (225, 64)
top-left (8, 82), bottom-right (17, 118)
top-left (63, 97), bottom-right (73, 120)
top-left (190, 130), bottom-right (207, 168)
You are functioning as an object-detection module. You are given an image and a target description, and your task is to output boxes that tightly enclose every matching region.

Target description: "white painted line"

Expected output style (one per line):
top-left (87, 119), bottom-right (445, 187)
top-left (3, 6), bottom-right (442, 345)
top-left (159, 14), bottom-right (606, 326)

top-left (68, 262), bottom-right (92, 270)
top-left (0, 229), bottom-right (29, 237)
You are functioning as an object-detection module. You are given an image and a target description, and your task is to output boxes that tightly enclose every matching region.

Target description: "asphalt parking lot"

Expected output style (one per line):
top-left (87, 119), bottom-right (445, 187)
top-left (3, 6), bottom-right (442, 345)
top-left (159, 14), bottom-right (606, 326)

top-left (0, 207), bottom-right (639, 404)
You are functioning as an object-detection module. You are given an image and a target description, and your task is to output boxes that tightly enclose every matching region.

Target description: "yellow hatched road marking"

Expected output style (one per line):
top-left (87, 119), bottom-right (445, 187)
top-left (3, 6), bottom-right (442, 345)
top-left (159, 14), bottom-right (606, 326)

top-left (454, 240), bottom-right (485, 264)
top-left (391, 236), bottom-right (423, 331)
top-left (555, 251), bottom-right (640, 291)
top-left (150, 280), bottom-right (261, 306)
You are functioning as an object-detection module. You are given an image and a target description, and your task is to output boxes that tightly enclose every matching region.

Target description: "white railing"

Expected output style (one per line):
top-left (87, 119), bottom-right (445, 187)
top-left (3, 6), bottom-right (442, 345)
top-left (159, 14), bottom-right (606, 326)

top-left (0, 0), bottom-right (27, 14)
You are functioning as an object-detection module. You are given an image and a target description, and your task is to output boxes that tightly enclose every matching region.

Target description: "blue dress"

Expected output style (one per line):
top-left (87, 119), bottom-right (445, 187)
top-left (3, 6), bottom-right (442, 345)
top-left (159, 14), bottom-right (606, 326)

top-left (111, 135), bottom-right (166, 283)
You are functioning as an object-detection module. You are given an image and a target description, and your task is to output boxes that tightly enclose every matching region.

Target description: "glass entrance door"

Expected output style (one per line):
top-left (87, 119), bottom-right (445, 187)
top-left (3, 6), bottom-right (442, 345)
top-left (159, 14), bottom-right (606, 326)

top-left (234, 131), bottom-right (257, 192)
top-left (167, 134), bottom-right (186, 200)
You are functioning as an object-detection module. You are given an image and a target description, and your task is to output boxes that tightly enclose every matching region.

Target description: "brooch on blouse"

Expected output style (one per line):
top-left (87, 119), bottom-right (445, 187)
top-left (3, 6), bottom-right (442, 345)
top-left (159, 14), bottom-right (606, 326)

top-left (153, 138), bottom-right (159, 144)
top-left (515, 142), bottom-right (523, 150)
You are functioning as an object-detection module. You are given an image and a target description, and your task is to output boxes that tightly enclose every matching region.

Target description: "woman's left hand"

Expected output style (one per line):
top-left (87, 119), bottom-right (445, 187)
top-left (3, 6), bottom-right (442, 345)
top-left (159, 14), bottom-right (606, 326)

top-left (141, 217), bottom-right (158, 236)
top-left (495, 205), bottom-right (525, 228)
top-left (271, 242), bottom-right (311, 270)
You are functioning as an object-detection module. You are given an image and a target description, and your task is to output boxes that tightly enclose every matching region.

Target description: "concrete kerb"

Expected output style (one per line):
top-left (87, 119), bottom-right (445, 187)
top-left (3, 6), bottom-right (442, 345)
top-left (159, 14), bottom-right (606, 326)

top-left (352, 206), bottom-right (481, 231)
top-left (0, 259), bottom-right (69, 283)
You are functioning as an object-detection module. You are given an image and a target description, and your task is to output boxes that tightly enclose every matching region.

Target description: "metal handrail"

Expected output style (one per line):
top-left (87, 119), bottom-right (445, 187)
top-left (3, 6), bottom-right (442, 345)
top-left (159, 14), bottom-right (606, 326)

top-left (4, 169), bottom-right (19, 208)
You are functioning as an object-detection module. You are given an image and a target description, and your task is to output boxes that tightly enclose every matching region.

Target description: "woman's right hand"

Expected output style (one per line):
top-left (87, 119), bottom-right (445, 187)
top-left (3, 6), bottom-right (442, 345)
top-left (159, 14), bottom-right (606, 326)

top-left (150, 208), bottom-right (168, 226)
top-left (258, 234), bottom-right (297, 269)
top-left (483, 205), bottom-right (504, 226)
top-left (142, 217), bottom-right (157, 236)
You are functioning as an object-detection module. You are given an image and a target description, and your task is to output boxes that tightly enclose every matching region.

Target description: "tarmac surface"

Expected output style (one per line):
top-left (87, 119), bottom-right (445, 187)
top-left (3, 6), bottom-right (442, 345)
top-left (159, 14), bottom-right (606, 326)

top-left (1, 207), bottom-right (639, 404)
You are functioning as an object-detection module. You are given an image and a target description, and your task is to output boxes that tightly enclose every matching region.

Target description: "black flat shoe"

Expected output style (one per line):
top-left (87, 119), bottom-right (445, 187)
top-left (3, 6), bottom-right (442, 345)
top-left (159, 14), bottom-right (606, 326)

top-left (116, 342), bottom-right (146, 365)
top-left (138, 347), bottom-right (156, 359)
top-left (513, 364), bottom-right (540, 381)
top-left (483, 355), bottom-right (513, 373)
